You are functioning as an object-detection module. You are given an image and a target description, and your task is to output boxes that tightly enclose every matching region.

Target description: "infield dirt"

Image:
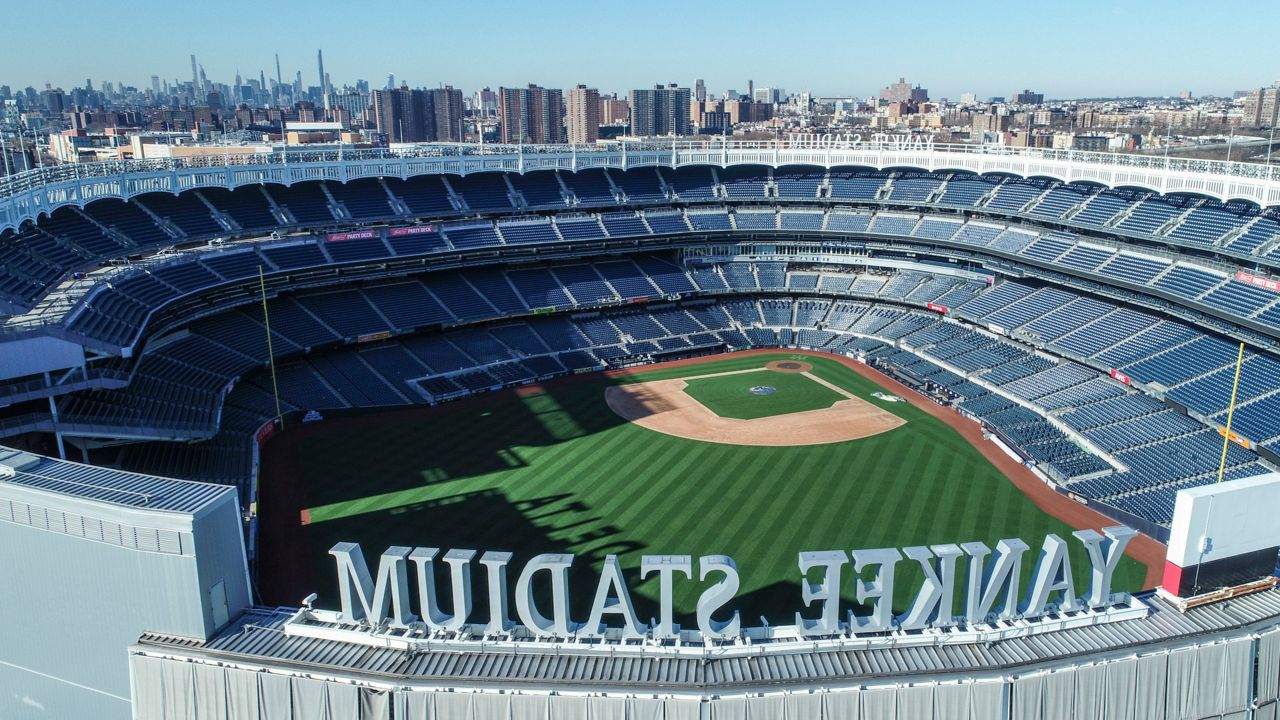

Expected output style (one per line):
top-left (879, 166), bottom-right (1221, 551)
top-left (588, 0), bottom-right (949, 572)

top-left (605, 367), bottom-right (905, 446)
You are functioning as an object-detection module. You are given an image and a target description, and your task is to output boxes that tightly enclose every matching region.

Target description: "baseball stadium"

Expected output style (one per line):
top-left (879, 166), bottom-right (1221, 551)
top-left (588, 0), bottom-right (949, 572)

top-left (1, 140), bottom-right (1280, 718)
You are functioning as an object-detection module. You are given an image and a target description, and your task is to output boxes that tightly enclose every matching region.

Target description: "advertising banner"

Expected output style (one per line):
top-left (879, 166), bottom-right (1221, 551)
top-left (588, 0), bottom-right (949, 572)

top-left (327, 230), bottom-right (378, 242)
top-left (1236, 270), bottom-right (1280, 293)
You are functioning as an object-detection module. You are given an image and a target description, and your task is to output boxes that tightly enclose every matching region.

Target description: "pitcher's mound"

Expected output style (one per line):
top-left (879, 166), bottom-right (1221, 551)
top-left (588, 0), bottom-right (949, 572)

top-left (606, 376), bottom-right (904, 446)
top-left (766, 360), bottom-right (813, 373)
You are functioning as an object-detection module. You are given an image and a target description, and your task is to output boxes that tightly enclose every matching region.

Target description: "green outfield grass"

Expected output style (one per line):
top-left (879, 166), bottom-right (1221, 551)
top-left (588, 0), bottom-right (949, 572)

top-left (681, 369), bottom-right (844, 419)
top-left (272, 352), bottom-right (1146, 625)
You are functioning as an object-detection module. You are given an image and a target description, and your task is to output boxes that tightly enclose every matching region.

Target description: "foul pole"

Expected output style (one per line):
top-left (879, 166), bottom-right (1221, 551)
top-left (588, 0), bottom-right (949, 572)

top-left (259, 266), bottom-right (284, 429)
top-left (1214, 342), bottom-right (1246, 483)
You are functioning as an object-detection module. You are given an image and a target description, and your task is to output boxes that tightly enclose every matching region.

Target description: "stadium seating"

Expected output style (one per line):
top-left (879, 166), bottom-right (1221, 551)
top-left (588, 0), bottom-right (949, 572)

top-left (772, 166), bottom-right (825, 199)
top-left (717, 166), bottom-right (770, 199)
top-left (827, 170), bottom-right (889, 200)
top-left (664, 166), bottom-right (718, 201)
top-left (6, 159), bottom-right (1280, 537)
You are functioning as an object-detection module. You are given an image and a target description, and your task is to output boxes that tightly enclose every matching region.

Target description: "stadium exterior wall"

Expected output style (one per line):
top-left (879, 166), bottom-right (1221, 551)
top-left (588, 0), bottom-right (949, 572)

top-left (0, 453), bottom-right (251, 720)
top-left (128, 620), bottom-right (1280, 719)
top-left (3, 141), bottom-right (1280, 232)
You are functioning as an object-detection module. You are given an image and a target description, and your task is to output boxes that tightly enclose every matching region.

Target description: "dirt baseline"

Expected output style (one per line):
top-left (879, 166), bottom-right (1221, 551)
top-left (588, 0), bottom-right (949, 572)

top-left (605, 369), bottom-right (905, 446)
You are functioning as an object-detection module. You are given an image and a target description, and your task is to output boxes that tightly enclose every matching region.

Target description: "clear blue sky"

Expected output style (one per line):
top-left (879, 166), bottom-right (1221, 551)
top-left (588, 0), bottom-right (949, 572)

top-left (5, 0), bottom-right (1277, 99)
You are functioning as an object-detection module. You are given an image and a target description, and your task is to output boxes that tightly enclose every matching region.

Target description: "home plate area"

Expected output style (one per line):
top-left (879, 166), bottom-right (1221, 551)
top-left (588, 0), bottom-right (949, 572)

top-left (604, 364), bottom-right (905, 446)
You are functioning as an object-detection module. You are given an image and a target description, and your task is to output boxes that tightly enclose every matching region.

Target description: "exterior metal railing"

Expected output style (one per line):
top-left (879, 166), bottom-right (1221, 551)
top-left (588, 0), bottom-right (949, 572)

top-left (2, 139), bottom-right (1280, 220)
top-left (3, 139), bottom-right (1279, 203)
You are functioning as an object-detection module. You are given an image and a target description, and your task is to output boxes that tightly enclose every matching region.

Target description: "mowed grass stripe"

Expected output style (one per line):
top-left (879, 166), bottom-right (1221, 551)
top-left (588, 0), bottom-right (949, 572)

top-left (606, 438), bottom-right (716, 541)
top-left (590, 430), bottom-right (695, 522)
top-left (729, 450), bottom-right (836, 594)
top-left (888, 436), bottom-right (943, 543)
top-left (649, 446), bottom-right (764, 559)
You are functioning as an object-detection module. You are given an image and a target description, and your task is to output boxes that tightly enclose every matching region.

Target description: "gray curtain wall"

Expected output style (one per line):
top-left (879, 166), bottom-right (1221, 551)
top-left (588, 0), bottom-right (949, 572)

top-left (128, 630), bottom-right (1272, 720)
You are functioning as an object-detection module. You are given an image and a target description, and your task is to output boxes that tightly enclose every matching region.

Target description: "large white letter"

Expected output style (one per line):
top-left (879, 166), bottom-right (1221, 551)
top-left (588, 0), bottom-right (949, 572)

top-left (479, 551), bottom-right (514, 633)
top-left (1023, 535), bottom-right (1079, 617)
top-left (962, 539), bottom-right (1030, 623)
top-left (640, 555), bottom-right (692, 639)
top-left (408, 548), bottom-right (476, 632)
top-left (849, 548), bottom-right (902, 633)
top-left (897, 544), bottom-right (964, 630)
top-left (328, 543), bottom-right (413, 628)
top-left (514, 553), bottom-right (574, 636)
top-left (1073, 526), bottom-right (1136, 608)
top-left (796, 550), bottom-right (848, 636)
top-left (697, 555), bottom-right (741, 639)
top-left (582, 555), bottom-right (644, 638)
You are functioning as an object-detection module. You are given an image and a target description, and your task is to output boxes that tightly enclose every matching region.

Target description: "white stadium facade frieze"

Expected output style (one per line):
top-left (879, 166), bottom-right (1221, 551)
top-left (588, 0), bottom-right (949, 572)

top-left (4, 139), bottom-right (1280, 233)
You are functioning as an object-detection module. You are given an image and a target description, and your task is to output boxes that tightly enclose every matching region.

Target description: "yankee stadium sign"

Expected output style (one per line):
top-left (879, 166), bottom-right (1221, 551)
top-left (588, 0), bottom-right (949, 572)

top-left (324, 526), bottom-right (1135, 640)
top-left (786, 132), bottom-right (935, 152)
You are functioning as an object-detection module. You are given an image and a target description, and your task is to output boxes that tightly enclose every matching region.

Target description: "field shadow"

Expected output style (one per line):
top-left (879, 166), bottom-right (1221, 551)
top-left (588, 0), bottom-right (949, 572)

top-left (268, 371), bottom-right (639, 509)
top-left (602, 382), bottom-right (682, 421)
top-left (262, 480), bottom-right (857, 626)
top-left (262, 488), bottom-right (648, 613)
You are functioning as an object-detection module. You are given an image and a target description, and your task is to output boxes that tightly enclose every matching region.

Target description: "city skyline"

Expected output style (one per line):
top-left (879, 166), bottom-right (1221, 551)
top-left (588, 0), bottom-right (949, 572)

top-left (4, 0), bottom-right (1278, 99)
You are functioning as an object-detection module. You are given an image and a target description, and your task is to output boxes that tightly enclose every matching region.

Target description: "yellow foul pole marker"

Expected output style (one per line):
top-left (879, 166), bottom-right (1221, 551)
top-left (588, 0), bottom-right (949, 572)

top-left (1215, 342), bottom-right (1246, 484)
top-left (259, 266), bottom-right (284, 430)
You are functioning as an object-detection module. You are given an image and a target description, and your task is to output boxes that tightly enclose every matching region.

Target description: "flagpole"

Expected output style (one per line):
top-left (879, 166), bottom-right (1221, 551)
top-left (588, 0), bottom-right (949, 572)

top-left (1215, 342), bottom-right (1246, 483)
top-left (259, 266), bottom-right (284, 430)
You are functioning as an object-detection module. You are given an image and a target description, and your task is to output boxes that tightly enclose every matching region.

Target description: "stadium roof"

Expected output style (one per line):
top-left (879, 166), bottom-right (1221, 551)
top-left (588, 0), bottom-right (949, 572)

top-left (0, 446), bottom-right (235, 514)
top-left (137, 589), bottom-right (1280, 690)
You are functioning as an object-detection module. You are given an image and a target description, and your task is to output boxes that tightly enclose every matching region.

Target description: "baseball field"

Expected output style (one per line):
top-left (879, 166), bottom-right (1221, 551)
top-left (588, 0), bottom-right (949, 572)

top-left (257, 350), bottom-right (1153, 626)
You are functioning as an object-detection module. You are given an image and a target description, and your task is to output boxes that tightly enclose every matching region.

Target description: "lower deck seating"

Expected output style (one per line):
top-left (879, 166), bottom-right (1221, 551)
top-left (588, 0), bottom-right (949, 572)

top-left (61, 260), bottom-right (1280, 531)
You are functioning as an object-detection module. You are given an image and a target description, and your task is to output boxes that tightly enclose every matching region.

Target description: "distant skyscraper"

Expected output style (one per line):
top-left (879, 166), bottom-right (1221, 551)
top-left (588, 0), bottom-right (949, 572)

top-left (880, 77), bottom-right (928, 103)
top-left (752, 87), bottom-right (782, 104)
top-left (599, 95), bottom-right (629, 125)
top-left (1012, 89), bottom-right (1044, 105)
top-left (567, 85), bottom-right (601, 144)
top-left (331, 91), bottom-right (369, 124)
top-left (499, 85), bottom-right (564, 144)
top-left (694, 79), bottom-right (706, 102)
top-left (431, 86), bottom-right (465, 142)
top-left (371, 86), bottom-right (430, 142)
top-left (1242, 84), bottom-right (1279, 128)
top-left (274, 54), bottom-right (283, 104)
top-left (317, 49), bottom-right (330, 111)
top-left (628, 84), bottom-right (691, 136)
top-left (474, 87), bottom-right (498, 117)
top-left (369, 86), bottom-right (462, 141)
top-left (40, 88), bottom-right (65, 113)
top-left (190, 55), bottom-right (200, 93)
